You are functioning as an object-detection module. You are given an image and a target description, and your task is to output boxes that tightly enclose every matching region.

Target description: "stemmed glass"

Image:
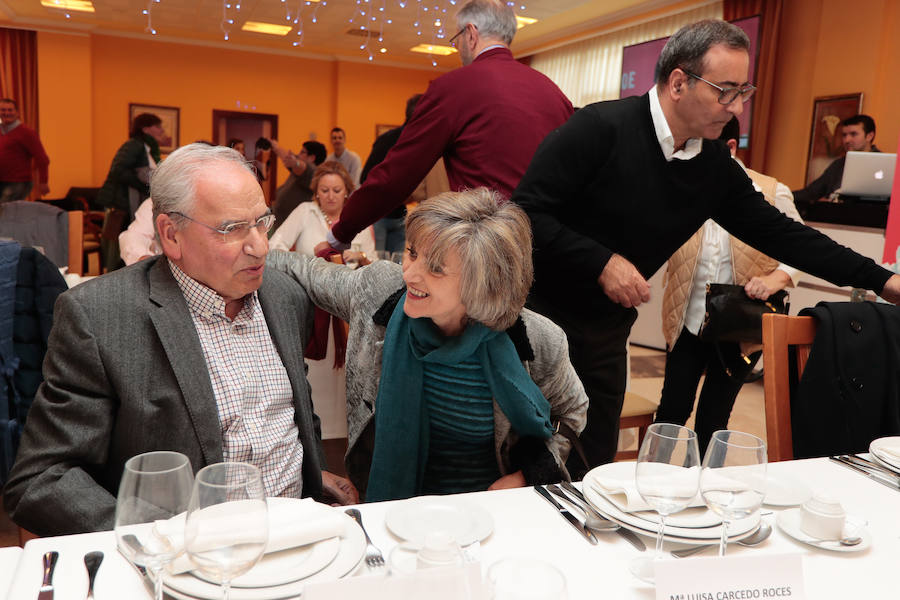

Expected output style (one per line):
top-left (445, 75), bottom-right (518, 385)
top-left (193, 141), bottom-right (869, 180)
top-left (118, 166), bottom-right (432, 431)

top-left (184, 462), bottom-right (269, 600)
top-left (114, 451), bottom-right (194, 600)
top-left (700, 430), bottom-right (767, 556)
top-left (629, 423), bottom-right (701, 583)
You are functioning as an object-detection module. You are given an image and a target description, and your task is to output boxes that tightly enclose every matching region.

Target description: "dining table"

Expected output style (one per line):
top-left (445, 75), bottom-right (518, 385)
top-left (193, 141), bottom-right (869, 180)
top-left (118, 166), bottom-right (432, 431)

top-left (1, 456), bottom-right (896, 599)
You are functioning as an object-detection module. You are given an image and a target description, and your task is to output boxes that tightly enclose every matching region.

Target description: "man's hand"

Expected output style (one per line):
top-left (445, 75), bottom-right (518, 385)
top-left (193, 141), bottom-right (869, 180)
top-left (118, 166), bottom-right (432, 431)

top-left (744, 270), bottom-right (792, 300)
top-left (313, 241), bottom-right (334, 256)
top-left (38, 183), bottom-right (50, 196)
top-left (487, 470), bottom-right (526, 491)
top-left (879, 274), bottom-right (900, 304)
top-left (598, 254), bottom-right (650, 308)
top-left (321, 470), bottom-right (359, 506)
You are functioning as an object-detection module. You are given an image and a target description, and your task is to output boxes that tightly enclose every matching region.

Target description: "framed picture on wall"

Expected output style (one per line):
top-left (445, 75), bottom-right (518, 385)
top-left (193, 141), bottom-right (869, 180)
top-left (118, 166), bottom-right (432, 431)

top-left (375, 124), bottom-right (400, 138)
top-left (804, 93), bottom-right (863, 185)
top-left (129, 103), bottom-right (180, 154)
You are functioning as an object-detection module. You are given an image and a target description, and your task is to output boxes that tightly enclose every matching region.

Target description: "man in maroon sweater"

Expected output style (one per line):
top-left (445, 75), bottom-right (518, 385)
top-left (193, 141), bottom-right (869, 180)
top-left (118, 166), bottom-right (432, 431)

top-left (0, 98), bottom-right (50, 204)
top-left (318, 0), bottom-right (573, 252)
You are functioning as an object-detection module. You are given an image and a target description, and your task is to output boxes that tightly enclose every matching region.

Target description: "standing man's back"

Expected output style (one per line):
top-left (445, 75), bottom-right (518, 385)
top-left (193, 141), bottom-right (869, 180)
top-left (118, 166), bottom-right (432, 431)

top-left (323, 0), bottom-right (573, 252)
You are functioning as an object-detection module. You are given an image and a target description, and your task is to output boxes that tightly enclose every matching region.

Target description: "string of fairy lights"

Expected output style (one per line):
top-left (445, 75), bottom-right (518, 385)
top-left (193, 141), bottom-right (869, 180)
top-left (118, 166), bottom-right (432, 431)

top-left (48, 0), bottom-right (530, 66)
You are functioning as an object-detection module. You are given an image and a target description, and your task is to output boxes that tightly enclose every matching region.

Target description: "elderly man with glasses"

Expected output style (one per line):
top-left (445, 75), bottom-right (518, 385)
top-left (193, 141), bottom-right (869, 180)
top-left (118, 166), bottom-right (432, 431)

top-left (513, 19), bottom-right (900, 477)
top-left (4, 143), bottom-right (357, 537)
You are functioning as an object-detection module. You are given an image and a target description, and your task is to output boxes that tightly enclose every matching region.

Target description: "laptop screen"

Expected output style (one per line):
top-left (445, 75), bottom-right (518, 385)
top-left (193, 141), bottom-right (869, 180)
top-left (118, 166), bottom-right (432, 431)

top-left (839, 151), bottom-right (896, 199)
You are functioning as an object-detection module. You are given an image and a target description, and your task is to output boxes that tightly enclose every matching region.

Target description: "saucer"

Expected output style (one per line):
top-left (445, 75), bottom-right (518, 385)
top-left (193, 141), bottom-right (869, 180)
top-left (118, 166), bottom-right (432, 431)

top-left (775, 508), bottom-right (871, 553)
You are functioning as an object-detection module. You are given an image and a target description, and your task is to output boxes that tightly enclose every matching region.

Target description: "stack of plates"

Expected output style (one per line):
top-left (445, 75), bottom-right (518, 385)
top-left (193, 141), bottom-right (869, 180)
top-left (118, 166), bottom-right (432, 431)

top-left (583, 464), bottom-right (760, 546)
top-left (869, 437), bottom-right (900, 473)
top-left (161, 499), bottom-right (366, 600)
top-left (385, 496), bottom-right (494, 547)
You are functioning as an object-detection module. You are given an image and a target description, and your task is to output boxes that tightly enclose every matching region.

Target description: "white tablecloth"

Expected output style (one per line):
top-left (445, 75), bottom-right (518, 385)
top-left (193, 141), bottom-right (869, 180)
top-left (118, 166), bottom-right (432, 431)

top-left (2, 457), bottom-right (897, 598)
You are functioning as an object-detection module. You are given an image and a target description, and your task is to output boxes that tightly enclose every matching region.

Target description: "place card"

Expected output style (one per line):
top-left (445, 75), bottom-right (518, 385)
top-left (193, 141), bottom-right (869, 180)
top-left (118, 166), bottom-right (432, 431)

top-left (654, 553), bottom-right (805, 600)
top-left (304, 562), bottom-right (486, 600)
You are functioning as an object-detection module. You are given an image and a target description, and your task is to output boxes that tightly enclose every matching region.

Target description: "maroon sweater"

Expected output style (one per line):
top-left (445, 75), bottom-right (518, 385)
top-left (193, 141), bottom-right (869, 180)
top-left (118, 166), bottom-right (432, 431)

top-left (332, 47), bottom-right (573, 244)
top-left (0, 123), bottom-right (49, 183)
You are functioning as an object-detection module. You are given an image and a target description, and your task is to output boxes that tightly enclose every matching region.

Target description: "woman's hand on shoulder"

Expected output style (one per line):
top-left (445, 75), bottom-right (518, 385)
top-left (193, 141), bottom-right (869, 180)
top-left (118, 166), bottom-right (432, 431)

top-left (487, 470), bottom-right (527, 491)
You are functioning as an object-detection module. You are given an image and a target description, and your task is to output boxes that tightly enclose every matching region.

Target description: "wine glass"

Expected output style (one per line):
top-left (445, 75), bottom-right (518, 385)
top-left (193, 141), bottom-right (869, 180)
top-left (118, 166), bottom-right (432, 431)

top-left (115, 451), bottom-right (194, 600)
top-left (185, 462), bottom-right (268, 600)
top-left (629, 423), bottom-right (701, 583)
top-left (700, 430), bottom-right (767, 556)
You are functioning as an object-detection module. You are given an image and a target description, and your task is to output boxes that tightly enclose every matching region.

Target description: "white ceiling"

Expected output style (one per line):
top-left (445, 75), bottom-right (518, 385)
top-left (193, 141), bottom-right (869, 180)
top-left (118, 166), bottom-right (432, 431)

top-left (0, 0), bottom-right (676, 69)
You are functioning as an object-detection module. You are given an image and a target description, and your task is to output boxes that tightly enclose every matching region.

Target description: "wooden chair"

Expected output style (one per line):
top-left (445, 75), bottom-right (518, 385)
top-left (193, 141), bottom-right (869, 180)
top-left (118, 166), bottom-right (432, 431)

top-left (616, 391), bottom-right (659, 460)
top-left (67, 210), bottom-right (101, 276)
top-left (761, 313), bottom-right (817, 463)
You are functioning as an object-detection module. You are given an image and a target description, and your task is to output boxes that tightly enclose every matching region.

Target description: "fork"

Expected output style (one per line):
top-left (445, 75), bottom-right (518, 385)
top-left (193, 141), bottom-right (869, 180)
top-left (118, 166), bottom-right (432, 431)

top-left (345, 508), bottom-right (386, 569)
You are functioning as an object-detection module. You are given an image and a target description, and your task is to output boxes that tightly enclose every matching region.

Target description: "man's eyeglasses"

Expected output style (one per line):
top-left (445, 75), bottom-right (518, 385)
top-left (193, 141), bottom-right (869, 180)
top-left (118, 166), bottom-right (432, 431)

top-left (448, 26), bottom-right (467, 48)
top-left (680, 68), bottom-right (756, 105)
top-left (169, 211), bottom-right (275, 241)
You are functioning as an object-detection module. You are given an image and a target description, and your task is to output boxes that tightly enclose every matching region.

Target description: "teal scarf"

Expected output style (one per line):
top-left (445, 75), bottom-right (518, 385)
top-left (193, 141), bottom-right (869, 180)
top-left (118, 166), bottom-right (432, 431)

top-left (366, 293), bottom-right (553, 502)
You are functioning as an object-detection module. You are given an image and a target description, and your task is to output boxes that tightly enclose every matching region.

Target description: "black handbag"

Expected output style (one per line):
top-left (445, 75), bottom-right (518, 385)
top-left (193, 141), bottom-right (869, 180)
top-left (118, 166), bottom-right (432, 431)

top-left (699, 283), bottom-right (789, 344)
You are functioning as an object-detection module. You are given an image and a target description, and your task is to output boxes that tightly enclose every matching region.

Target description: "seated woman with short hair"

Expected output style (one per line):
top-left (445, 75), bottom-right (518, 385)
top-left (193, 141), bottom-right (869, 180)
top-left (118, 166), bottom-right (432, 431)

top-left (269, 188), bottom-right (587, 501)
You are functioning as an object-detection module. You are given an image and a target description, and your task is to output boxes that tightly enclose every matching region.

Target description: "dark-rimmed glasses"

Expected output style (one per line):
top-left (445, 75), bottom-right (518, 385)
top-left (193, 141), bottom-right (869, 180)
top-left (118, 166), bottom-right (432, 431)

top-left (448, 26), bottom-right (468, 48)
top-left (680, 68), bottom-right (756, 105)
top-left (169, 211), bottom-right (275, 242)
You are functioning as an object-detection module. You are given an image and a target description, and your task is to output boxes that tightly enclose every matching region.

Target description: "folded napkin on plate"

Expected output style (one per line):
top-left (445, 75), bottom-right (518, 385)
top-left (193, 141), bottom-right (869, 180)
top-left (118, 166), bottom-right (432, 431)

top-left (590, 464), bottom-right (705, 513)
top-left (876, 443), bottom-right (900, 462)
top-left (159, 498), bottom-right (344, 574)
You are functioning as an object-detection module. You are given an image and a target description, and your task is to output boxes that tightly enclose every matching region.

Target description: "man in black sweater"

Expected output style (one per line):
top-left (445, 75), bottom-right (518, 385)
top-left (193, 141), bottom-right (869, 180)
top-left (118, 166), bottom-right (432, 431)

top-left (513, 19), bottom-right (900, 476)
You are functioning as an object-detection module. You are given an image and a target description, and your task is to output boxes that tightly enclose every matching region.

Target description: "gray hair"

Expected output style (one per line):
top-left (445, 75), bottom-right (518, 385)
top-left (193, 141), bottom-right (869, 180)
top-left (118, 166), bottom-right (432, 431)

top-left (150, 143), bottom-right (254, 237)
top-left (456, 0), bottom-right (517, 46)
top-left (405, 187), bottom-right (533, 331)
top-left (654, 19), bottom-right (749, 85)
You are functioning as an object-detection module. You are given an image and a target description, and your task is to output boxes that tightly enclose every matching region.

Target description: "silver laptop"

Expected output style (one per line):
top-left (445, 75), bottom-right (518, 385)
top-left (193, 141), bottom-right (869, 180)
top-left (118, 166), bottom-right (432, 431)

top-left (838, 151), bottom-right (896, 199)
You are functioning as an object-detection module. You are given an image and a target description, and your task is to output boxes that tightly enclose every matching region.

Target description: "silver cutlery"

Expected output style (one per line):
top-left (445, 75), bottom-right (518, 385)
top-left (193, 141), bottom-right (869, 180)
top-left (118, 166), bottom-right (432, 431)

top-left (83, 551), bottom-right (103, 599)
top-left (830, 456), bottom-right (900, 491)
top-left (842, 454), bottom-right (900, 478)
top-left (345, 508), bottom-right (386, 569)
top-left (533, 485), bottom-right (598, 545)
top-left (559, 481), bottom-right (647, 552)
top-left (37, 551), bottom-right (58, 600)
top-left (671, 521), bottom-right (772, 558)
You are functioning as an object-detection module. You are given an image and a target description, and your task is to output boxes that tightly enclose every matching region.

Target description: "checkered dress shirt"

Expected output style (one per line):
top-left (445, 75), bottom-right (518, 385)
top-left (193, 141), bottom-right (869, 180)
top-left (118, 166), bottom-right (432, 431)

top-left (169, 261), bottom-right (304, 497)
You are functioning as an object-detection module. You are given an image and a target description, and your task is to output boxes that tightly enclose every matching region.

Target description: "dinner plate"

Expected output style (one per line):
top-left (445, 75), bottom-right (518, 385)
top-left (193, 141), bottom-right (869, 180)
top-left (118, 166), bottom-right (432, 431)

top-left (385, 496), bottom-right (493, 547)
top-left (162, 511), bottom-right (366, 600)
top-left (583, 482), bottom-right (759, 545)
top-left (776, 508), bottom-right (872, 553)
top-left (869, 437), bottom-right (900, 472)
top-left (584, 463), bottom-right (720, 528)
top-left (869, 452), bottom-right (900, 474)
top-left (763, 474), bottom-right (812, 507)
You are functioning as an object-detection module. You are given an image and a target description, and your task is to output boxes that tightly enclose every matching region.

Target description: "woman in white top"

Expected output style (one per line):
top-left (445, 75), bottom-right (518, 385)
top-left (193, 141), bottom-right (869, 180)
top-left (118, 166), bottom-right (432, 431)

top-left (269, 161), bottom-right (374, 440)
top-left (270, 161), bottom-right (375, 257)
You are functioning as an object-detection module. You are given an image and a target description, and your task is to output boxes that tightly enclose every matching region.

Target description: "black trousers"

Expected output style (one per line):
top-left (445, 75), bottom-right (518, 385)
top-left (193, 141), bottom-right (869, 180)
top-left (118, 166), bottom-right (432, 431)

top-left (654, 327), bottom-right (758, 456)
top-left (527, 295), bottom-right (637, 479)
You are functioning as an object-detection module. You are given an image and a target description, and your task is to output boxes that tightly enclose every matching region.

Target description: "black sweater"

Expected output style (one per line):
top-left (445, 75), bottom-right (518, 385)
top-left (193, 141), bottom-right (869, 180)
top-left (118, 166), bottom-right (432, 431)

top-left (513, 94), bottom-right (892, 318)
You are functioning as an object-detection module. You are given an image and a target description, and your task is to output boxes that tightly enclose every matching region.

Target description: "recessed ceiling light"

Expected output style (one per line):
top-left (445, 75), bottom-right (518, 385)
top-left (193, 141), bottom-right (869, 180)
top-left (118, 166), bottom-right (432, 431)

top-left (242, 21), bottom-right (293, 36)
top-left (40, 0), bottom-right (95, 12)
top-left (409, 44), bottom-right (457, 56)
top-left (516, 16), bottom-right (538, 29)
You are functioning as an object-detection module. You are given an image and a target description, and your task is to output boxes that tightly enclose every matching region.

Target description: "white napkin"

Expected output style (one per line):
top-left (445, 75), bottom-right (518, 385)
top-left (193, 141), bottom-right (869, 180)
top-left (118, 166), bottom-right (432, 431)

top-left (590, 464), bottom-right (705, 513)
top-left (876, 443), bottom-right (900, 462)
top-left (160, 497), bottom-right (345, 574)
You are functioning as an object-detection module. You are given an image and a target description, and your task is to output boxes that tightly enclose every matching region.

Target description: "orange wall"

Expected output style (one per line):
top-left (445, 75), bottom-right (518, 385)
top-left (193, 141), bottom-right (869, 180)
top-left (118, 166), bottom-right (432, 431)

top-left (764, 0), bottom-right (899, 188)
top-left (35, 31), bottom-right (438, 195)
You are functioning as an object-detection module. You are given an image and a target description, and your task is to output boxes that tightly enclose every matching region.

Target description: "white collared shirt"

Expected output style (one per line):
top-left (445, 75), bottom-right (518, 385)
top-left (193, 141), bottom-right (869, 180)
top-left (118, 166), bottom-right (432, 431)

top-left (648, 86), bottom-right (702, 161)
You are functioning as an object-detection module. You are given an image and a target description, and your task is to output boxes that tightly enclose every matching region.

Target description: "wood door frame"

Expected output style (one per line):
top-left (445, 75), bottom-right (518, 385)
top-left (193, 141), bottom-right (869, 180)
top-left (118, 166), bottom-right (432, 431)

top-left (212, 109), bottom-right (279, 203)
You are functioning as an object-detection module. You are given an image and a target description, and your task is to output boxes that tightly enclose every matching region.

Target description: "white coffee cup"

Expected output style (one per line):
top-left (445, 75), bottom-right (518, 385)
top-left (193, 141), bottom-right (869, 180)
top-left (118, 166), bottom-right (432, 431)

top-left (800, 492), bottom-right (845, 540)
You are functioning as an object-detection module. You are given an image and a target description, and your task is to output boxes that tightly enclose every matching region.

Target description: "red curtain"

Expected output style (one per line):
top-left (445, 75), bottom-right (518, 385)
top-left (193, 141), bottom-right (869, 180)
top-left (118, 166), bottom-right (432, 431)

top-left (724, 0), bottom-right (783, 172)
top-left (0, 27), bottom-right (40, 198)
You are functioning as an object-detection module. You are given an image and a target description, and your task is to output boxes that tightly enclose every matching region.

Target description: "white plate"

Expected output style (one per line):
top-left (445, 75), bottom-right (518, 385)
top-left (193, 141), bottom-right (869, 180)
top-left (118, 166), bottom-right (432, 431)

top-left (869, 452), bottom-right (900, 474)
top-left (869, 437), bottom-right (900, 471)
top-left (385, 496), bottom-right (493, 547)
top-left (584, 463), bottom-right (721, 528)
top-left (764, 474), bottom-right (812, 507)
top-left (583, 483), bottom-right (759, 545)
top-left (776, 508), bottom-right (872, 553)
top-left (162, 511), bottom-right (366, 600)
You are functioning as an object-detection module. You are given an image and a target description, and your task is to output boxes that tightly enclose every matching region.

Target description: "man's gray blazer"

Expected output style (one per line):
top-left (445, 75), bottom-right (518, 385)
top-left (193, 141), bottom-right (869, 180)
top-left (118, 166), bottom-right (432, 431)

top-left (3, 256), bottom-right (323, 536)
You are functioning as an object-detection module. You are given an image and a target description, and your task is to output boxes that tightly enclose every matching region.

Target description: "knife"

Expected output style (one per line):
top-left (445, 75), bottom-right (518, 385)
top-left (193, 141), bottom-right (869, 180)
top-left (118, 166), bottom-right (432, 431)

top-left (534, 485), bottom-right (597, 545)
top-left (560, 481), bottom-right (647, 552)
top-left (37, 551), bottom-right (58, 600)
top-left (830, 456), bottom-right (900, 492)
top-left (843, 454), bottom-right (900, 478)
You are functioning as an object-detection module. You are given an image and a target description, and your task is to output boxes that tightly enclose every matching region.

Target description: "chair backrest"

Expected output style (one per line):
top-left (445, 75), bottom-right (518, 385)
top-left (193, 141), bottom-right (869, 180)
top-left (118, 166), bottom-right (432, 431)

top-left (0, 201), bottom-right (68, 268)
top-left (761, 313), bottom-right (817, 462)
top-left (67, 210), bottom-right (86, 276)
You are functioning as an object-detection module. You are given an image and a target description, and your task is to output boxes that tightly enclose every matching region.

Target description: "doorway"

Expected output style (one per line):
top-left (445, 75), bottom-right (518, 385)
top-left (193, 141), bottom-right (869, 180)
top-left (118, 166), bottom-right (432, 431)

top-left (212, 110), bottom-right (279, 205)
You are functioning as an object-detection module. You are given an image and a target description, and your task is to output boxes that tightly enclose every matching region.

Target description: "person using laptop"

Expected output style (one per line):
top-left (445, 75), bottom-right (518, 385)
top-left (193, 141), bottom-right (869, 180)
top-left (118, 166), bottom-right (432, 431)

top-left (793, 114), bottom-right (880, 203)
